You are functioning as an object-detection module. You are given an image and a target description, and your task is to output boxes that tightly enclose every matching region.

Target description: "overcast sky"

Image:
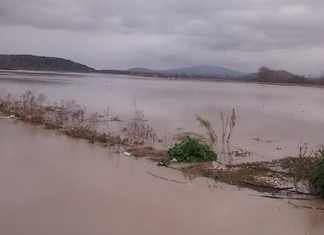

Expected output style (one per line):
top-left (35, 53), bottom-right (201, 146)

top-left (1, 0), bottom-right (324, 75)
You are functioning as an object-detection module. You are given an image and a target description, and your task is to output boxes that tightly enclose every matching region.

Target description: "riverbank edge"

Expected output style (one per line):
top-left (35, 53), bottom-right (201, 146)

top-left (1, 103), bottom-right (319, 199)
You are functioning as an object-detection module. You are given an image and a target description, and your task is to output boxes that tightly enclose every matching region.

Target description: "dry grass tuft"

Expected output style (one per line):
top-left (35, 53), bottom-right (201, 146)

top-left (195, 114), bottom-right (218, 147)
top-left (125, 100), bottom-right (157, 146)
top-left (220, 108), bottom-right (237, 144)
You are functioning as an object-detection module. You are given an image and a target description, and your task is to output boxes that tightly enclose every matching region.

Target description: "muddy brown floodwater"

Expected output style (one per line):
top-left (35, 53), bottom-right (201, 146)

top-left (1, 118), bottom-right (324, 235)
top-left (1, 70), bottom-right (324, 163)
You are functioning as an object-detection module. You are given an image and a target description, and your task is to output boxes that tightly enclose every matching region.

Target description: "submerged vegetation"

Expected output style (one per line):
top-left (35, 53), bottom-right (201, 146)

top-left (310, 159), bottom-right (324, 197)
top-left (309, 147), bottom-right (324, 197)
top-left (0, 90), bottom-right (155, 148)
top-left (124, 99), bottom-right (157, 146)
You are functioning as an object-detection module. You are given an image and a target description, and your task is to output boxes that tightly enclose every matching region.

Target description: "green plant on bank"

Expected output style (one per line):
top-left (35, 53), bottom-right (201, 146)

top-left (309, 146), bottom-right (324, 197)
top-left (167, 136), bottom-right (217, 163)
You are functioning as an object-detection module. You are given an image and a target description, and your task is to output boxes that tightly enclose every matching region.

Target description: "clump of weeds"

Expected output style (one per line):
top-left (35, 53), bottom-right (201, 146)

top-left (309, 146), bottom-right (324, 197)
top-left (165, 136), bottom-right (217, 164)
top-left (0, 90), bottom-right (129, 147)
top-left (0, 90), bottom-right (47, 123)
top-left (220, 108), bottom-right (237, 144)
top-left (124, 98), bottom-right (157, 146)
top-left (195, 114), bottom-right (218, 148)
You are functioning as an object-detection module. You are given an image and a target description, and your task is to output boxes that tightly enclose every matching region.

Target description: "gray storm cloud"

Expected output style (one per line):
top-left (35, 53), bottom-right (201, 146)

top-left (0, 0), bottom-right (324, 75)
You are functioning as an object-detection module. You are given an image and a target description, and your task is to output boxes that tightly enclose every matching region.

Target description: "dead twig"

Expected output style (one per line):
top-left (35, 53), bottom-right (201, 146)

top-left (288, 201), bottom-right (324, 211)
top-left (147, 171), bottom-right (187, 184)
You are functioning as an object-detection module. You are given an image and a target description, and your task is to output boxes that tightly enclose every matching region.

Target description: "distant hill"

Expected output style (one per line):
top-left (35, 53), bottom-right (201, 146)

top-left (0, 54), bottom-right (95, 73)
top-left (127, 67), bottom-right (154, 73)
top-left (128, 65), bottom-right (245, 77)
top-left (0, 55), bottom-right (244, 76)
top-left (158, 65), bottom-right (245, 77)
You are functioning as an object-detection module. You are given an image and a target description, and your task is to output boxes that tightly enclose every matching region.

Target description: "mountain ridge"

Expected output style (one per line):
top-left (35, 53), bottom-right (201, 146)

top-left (128, 64), bottom-right (245, 77)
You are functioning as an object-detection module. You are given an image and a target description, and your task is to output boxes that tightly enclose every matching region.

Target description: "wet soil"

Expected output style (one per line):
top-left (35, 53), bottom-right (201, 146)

top-left (180, 157), bottom-right (316, 194)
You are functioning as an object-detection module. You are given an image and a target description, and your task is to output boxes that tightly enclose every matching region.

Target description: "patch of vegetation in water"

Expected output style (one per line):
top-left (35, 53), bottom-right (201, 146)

top-left (309, 147), bottom-right (324, 198)
top-left (167, 136), bottom-right (217, 163)
top-left (310, 159), bottom-right (324, 197)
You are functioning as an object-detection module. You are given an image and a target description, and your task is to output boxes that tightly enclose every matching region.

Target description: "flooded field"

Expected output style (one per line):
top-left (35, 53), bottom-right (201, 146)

top-left (1, 70), bottom-right (324, 163)
top-left (1, 117), bottom-right (324, 235)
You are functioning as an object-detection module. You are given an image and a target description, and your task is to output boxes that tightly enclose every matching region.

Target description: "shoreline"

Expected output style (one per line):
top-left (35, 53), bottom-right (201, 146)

top-left (1, 69), bottom-right (324, 90)
top-left (0, 91), bottom-right (320, 198)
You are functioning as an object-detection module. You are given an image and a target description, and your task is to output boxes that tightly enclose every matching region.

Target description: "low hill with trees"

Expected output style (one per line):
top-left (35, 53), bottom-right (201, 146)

top-left (249, 67), bottom-right (324, 85)
top-left (0, 54), bottom-right (95, 73)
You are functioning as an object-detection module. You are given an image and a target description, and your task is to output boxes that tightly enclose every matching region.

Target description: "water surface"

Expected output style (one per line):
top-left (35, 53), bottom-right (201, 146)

top-left (1, 70), bottom-right (323, 162)
top-left (1, 118), bottom-right (323, 235)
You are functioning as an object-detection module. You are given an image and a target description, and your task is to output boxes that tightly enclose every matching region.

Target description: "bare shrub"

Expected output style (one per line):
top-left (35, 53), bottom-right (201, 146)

top-left (0, 90), bottom-right (130, 147)
top-left (297, 143), bottom-right (314, 158)
top-left (0, 90), bottom-right (47, 123)
top-left (103, 106), bottom-right (111, 132)
top-left (20, 90), bottom-right (47, 123)
top-left (0, 92), bottom-right (22, 115)
top-left (47, 100), bottom-right (99, 131)
top-left (220, 108), bottom-right (237, 144)
top-left (126, 109), bottom-right (157, 146)
top-left (0, 93), bottom-right (14, 111)
top-left (61, 106), bottom-right (102, 139)
top-left (53, 100), bottom-right (80, 126)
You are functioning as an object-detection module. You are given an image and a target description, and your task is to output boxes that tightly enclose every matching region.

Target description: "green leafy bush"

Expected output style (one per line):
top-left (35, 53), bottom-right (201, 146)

top-left (167, 136), bottom-right (217, 163)
top-left (309, 147), bottom-right (324, 197)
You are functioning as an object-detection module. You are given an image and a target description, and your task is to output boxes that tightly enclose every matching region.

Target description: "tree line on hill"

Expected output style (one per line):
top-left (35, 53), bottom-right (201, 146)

top-left (1, 54), bottom-right (324, 86)
top-left (101, 67), bottom-right (324, 86)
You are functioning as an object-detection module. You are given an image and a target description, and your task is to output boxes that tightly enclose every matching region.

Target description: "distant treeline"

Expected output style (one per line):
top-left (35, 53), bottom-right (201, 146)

top-left (99, 67), bottom-right (324, 86)
top-left (254, 67), bottom-right (324, 85)
top-left (1, 54), bottom-right (324, 86)
top-left (98, 69), bottom-right (244, 81)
